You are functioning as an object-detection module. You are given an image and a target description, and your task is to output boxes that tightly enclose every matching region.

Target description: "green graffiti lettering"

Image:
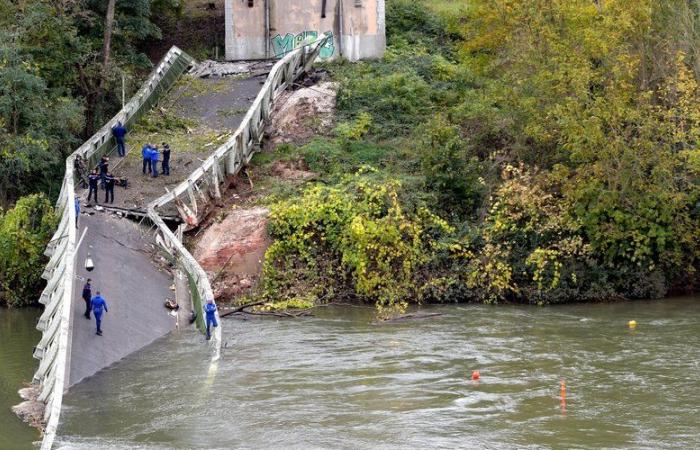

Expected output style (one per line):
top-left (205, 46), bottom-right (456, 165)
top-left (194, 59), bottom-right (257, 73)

top-left (270, 31), bottom-right (335, 59)
top-left (271, 33), bottom-right (295, 57)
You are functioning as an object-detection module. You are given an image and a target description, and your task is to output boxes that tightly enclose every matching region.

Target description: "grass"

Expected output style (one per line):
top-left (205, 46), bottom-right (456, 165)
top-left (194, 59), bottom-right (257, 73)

top-left (127, 107), bottom-right (222, 159)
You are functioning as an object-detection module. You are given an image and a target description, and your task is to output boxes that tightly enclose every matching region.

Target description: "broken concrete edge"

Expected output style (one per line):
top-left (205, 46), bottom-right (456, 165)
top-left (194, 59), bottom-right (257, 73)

top-left (189, 60), bottom-right (275, 78)
top-left (13, 385), bottom-right (45, 436)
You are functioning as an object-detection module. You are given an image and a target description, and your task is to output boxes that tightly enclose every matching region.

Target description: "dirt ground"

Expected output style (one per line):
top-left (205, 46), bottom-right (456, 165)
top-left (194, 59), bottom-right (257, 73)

top-left (192, 206), bottom-right (271, 301)
top-left (184, 79), bottom-right (338, 304)
top-left (264, 80), bottom-right (338, 149)
top-left (101, 74), bottom-right (266, 211)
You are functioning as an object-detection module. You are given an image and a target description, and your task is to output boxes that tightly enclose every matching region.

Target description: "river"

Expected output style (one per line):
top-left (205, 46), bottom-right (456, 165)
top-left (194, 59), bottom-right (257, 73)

top-left (3, 298), bottom-right (700, 449)
top-left (0, 308), bottom-right (42, 450)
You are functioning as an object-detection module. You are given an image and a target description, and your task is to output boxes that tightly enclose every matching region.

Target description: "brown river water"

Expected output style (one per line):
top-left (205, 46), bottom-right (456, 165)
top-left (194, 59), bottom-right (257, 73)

top-left (2, 298), bottom-right (700, 449)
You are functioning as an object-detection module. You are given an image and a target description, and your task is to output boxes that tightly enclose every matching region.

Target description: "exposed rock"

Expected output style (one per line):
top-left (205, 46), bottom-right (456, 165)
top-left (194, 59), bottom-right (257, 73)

top-left (193, 207), bottom-right (271, 301)
top-left (265, 81), bottom-right (338, 148)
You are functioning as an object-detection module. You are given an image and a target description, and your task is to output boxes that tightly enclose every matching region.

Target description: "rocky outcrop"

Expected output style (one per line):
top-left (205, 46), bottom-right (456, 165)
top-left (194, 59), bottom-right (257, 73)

top-left (265, 81), bottom-right (338, 148)
top-left (193, 207), bottom-right (271, 301)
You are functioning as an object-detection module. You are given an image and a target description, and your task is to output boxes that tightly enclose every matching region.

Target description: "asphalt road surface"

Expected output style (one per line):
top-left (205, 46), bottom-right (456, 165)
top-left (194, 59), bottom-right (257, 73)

top-left (68, 210), bottom-right (175, 387)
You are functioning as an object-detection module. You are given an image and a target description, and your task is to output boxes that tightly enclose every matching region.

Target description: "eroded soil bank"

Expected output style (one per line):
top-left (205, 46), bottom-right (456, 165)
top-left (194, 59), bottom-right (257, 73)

top-left (188, 77), bottom-right (338, 304)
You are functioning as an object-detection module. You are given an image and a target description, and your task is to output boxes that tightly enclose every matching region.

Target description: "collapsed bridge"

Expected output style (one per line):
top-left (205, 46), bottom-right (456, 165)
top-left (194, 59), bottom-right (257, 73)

top-left (27, 33), bottom-right (332, 450)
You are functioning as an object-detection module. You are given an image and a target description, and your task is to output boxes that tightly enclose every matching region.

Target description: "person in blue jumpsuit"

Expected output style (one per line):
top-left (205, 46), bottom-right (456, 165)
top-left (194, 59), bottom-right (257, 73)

top-left (90, 291), bottom-right (108, 336)
top-left (111, 121), bottom-right (127, 157)
top-left (74, 195), bottom-right (80, 228)
top-left (150, 146), bottom-right (159, 178)
top-left (142, 143), bottom-right (152, 175)
top-left (204, 298), bottom-right (218, 341)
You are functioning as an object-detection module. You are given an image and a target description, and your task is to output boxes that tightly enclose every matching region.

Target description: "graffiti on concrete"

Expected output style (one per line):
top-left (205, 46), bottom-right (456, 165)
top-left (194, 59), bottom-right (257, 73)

top-left (271, 31), bottom-right (335, 59)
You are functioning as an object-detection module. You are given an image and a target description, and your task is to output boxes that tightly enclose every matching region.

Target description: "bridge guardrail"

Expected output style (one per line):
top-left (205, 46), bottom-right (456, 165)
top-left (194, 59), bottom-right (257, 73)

top-left (147, 33), bottom-right (333, 351)
top-left (33, 46), bottom-right (194, 450)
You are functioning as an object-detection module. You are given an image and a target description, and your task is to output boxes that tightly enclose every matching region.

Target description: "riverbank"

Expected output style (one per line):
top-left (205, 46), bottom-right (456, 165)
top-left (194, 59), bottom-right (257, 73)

top-left (181, 0), bottom-right (700, 316)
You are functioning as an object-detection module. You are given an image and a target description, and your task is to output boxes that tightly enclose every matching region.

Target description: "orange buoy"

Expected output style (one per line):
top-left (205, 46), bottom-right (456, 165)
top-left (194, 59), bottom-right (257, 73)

top-left (560, 378), bottom-right (567, 414)
top-left (471, 370), bottom-right (481, 381)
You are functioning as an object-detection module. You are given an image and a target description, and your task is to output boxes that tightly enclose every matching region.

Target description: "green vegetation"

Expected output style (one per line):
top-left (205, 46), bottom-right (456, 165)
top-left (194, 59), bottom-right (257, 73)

top-left (261, 0), bottom-right (700, 314)
top-left (0, 0), bottom-right (181, 305)
top-left (263, 168), bottom-right (451, 317)
top-left (0, 0), bottom-right (180, 205)
top-left (0, 194), bottom-right (58, 307)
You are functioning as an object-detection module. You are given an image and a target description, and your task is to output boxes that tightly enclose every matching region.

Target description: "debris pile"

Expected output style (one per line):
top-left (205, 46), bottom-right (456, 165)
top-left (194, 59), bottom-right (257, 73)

top-left (189, 60), bottom-right (273, 78)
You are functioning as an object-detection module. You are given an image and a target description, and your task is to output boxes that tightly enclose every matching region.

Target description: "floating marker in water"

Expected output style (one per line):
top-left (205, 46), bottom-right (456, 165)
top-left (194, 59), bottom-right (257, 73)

top-left (560, 379), bottom-right (567, 414)
top-left (471, 370), bottom-right (480, 381)
top-left (628, 320), bottom-right (637, 329)
top-left (560, 379), bottom-right (566, 399)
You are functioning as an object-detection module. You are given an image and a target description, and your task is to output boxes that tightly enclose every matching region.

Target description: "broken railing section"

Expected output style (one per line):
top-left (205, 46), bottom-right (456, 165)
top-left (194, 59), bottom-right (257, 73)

top-left (147, 33), bottom-right (333, 340)
top-left (32, 46), bottom-right (195, 450)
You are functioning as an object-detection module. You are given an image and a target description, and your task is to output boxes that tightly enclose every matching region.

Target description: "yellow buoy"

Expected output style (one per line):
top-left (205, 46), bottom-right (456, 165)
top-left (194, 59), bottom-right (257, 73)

top-left (628, 320), bottom-right (637, 329)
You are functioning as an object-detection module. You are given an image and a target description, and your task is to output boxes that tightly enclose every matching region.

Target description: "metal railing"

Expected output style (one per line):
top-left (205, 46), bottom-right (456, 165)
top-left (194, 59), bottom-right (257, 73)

top-left (32, 46), bottom-right (194, 450)
top-left (147, 32), bottom-right (333, 354)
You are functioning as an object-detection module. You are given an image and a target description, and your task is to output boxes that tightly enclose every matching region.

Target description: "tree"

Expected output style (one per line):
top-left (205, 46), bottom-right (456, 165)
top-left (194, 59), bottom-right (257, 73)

top-left (0, 193), bottom-right (58, 307)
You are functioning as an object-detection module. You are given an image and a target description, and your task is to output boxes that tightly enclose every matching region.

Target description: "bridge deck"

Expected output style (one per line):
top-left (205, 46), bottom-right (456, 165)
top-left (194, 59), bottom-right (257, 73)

top-left (67, 72), bottom-right (265, 386)
top-left (103, 74), bottom-right (266, 213)
top-left (68, 210), bottom-right (175, 386)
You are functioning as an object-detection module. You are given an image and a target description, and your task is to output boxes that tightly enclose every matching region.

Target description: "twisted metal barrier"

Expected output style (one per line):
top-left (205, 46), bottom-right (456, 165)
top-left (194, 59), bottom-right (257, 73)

top-left (32, 46), bottom-right (194, 450)
top-left (147, 33), bottom-right (333, 351)
top-left (32, 30), bottom-right (330, 450)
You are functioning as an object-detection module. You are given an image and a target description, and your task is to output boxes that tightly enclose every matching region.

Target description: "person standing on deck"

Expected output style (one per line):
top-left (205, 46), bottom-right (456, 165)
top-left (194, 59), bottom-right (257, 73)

top-left (74, 195), bottom-right (80, 228)
top-left (161, 143), bottom-right (171, 176)
top-left (99, 156), bottom-right (109, 188)
top-left (90, 291), bottom-right (108, 336)
top-left (111, 121), bottom-right (127, 157)
top-left (82, 279), bottom-right (92, 319)
top-left (150, 145), bottom-right (159, 178)
top-left (87, 169), bottom-right (100, 204)
top-left (204, 298), bottom-right (218, 341)
top-left (104, 172), bottom-right (115, 204)
top-left (142, 143), bottom-right (152, 175)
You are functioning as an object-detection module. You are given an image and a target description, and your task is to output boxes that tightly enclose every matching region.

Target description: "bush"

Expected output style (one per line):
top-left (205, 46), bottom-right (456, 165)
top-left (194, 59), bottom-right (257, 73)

top-left (419, 115), bottom-right (486, 217)
top-left (0, 193), bottom-right (58, 306)
top-left (263, 169), bottom-right (452, 317)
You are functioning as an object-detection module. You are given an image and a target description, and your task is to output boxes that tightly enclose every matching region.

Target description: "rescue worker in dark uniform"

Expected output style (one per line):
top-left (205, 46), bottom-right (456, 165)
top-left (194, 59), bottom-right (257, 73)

top-left (82, 279), bottom-right (92, 319)
top-left (111, 121), bottom-right (127, 157)
top-left (90, 291), bottom-right (108, 336)
top-left (161, 143), bottom-right (171, 176)
top-left (204, 298), bottom-right (218, 341)
top-left (104, 172), bottom-right (116, 204)
top-left (142, 143), bottom-right (152, 175)
top-left (88, 169), bottom-right (100, 204)
top-left (99, 156), bottom-right (109, 188)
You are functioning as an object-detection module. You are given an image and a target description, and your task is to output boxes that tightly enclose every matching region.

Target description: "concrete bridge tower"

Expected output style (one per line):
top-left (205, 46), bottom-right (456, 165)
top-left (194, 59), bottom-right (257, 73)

top-left (224, 0), bottom-right (385, 61)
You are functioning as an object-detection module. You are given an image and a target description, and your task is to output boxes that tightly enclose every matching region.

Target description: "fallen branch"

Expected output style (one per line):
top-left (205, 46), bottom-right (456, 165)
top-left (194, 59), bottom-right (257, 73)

top-left (219, 300), bottom-right (266, 318)
top-left (225, 308), bottom-right (315, 318)
top-left (375, 312), bottom-right (444, 324)
top-left (243, 168), bottom-right (254, 190)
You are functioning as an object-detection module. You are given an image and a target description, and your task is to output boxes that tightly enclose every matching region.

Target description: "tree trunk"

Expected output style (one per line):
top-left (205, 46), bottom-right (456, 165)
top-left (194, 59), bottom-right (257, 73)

top-left (101, 0), bottom-right (116, 87)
